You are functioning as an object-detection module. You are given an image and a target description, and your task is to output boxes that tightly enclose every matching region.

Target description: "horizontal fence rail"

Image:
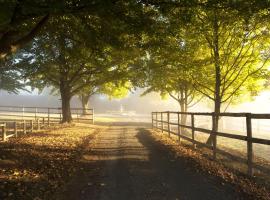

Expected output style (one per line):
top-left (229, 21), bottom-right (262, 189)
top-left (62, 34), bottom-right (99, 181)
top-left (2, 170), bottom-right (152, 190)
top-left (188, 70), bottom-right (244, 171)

top-left (151, 111), bottom-right (270, 176)
top-left (0, 105), bottom-right (94, 124)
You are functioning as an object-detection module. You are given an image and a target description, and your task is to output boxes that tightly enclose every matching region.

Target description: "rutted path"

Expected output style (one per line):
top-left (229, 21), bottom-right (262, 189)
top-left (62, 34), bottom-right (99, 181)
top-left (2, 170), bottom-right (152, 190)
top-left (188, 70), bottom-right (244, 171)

top-left (59, 124), bottom-right (246, 200)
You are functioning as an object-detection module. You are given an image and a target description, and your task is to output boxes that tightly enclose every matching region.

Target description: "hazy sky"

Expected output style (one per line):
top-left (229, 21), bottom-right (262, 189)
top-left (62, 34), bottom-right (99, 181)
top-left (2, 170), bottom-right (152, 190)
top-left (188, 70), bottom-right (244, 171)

top-left (1, 88), bottom-right (270, 114)
top-left (0, 88), bottom-right (180, 113)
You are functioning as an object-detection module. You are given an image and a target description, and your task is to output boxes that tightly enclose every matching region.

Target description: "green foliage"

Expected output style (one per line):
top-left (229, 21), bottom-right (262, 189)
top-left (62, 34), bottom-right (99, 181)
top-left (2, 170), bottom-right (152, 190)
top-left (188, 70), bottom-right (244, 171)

top-left (2, 0), bottom-right (270, 115)
top-left (0, 0), bottom-right (157, 59)
top-left (0, 59), bottom-right (25, 93)
top-left (99, 81), bottom-right (131, 100)
top-left (134, 3), bottom-right (270, 113)
top-left (190, 7), bottom-right (270, 106)
top-left (136, 9), bottom-right (204, 111)
top-left (18, 15), bottom-right (117, 94)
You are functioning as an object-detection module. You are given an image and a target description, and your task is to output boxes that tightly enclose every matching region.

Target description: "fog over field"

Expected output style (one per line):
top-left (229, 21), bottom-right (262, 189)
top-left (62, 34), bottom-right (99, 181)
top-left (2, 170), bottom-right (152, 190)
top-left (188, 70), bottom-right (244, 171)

top-left (0, 88), bottom-right (182, 114)
top-left (1, 88), bottom-right (270, 114)
top-left (1, 88), bottom-right (270, 163)
top-left (2, 88), bottom-right (270, 136)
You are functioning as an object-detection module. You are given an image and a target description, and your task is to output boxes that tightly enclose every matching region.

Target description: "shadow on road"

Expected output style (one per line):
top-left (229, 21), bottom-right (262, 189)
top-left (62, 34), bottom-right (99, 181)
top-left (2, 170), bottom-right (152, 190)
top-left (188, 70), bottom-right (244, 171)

top-left (58, 126), bottom-right (247, 200)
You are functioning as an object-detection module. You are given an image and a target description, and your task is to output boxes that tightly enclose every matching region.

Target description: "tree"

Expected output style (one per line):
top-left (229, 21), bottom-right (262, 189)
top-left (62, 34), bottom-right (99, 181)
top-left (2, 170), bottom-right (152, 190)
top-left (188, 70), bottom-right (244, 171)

top-left (78, 81), bottom-right (130, 114)
top-left (19, 16), bottom-right (114, 122)
top-left (138, 2), bottom-right (270, 144)
top-left (78, 86), bottom-right (98, 115)
top-left (18, 7), bottom-right (147, 122)
top-left (77, 45), bottom-right (136, 115)
top-left (140, 27), bottom-right (203, 126)
top-left (187, 7), bottom-right (270, 143)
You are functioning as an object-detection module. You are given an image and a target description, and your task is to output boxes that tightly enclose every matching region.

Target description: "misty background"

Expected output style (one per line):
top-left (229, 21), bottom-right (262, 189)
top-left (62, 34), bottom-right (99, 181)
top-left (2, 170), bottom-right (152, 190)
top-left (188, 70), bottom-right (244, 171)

top-left (1, 87), bottom-right (270, 114)
top-left (1, 87), bottom-right (270, 141)
top-left (0, 88), bottom-right (180, 114)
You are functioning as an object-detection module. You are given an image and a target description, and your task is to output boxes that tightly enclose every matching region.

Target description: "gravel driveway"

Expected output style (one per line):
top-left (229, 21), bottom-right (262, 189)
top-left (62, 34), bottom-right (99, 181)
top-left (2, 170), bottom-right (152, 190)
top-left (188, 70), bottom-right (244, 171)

top-left (59, 124), bottom-right (247, 200)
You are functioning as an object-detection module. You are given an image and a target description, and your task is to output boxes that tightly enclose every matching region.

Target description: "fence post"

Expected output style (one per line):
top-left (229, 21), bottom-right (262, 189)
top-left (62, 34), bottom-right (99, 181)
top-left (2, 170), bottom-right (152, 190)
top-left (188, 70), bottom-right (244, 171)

top-left (23, 120), bottom-right (26, 134)
top-left (48, 108), bottom-right (50, 126)
top-left (22, 106), bottom-right (24, 120)
top-left (246, 113), bottom-right (253, 176)
top-left (35, 107), bottom-right (37, 120)
top-left (152, 112), bottom-right (154, 129)
top-left (167, 112), bottom-right (170, 137)
top-left (161, 112), bottom-right (164, 132)
top-left (31, 120), bottom-right (33, 132)
top-left (92, 109), bottom-right (95, 124)
top-left (177, 113), bottom-right (181, 142)
top-left (155, 112), bottom-right (158, 128)
top-left (191, 114), bottom-right (195, 149)
top-left (212, 113), bottom-right (217, 160)
top-left (14, 122), bottom-right (17, 137)
top-left (37, 119), bottom-right (40, 130)
top-left (60, 112), bottom-right (62, 122)
top-left (2, 123), bottom-right (6, 141)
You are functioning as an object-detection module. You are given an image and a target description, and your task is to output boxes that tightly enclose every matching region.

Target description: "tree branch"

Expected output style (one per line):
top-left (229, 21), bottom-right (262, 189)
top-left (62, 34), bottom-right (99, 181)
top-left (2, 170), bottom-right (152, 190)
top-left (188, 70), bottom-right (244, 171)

top-left (0, 14), bottom-right (49, 59)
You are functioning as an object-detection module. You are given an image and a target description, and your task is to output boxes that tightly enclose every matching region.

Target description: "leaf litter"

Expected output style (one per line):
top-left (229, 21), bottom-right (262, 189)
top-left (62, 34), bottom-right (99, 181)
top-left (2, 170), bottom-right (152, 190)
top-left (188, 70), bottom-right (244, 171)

top-left (0, 123), bottom-right (99, 200)
top-left (149, 129), bottom-right (270, 200)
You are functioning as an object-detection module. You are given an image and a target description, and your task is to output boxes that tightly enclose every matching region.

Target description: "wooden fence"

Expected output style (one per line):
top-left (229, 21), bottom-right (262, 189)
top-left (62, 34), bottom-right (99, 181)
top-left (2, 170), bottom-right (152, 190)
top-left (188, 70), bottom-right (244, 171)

top-left (1, 119), bottom-right (43, 141)
top-left (0, 105), bottom-right (94, 124)
top-left (152, 111), bottom-right (270, 176)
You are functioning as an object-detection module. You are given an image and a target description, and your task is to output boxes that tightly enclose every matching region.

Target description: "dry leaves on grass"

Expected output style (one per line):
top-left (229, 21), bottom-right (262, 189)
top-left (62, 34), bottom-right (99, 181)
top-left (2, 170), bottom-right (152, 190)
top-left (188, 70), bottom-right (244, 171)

top-left (0, 123), bottom-right (99, 200)
top-left (150, 130), bottom-right (270, 200)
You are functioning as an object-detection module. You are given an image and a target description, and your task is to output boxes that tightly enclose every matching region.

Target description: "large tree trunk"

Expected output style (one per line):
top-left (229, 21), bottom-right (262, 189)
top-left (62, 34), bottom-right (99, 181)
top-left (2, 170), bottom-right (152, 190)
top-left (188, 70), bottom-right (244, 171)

top-left (80, 94), bottom-right (90, 115)
top-left (207, 11), bottom-right (221, 145)
top-left (179, 99), bottom-right (188, 134)
top-left (60, 81), bottom-right (72, 123)
top-left (180, 101), bottom-right (187, 124)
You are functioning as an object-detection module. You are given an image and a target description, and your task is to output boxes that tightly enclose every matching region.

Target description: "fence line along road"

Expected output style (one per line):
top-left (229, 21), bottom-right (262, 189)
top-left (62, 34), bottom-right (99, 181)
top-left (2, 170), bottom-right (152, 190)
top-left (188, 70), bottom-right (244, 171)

top-left (0, 106), bottom-right (94, 141)
top-left (0, 105), bottom-right (94, 124)
top-left (0, 119), bottom-right (43, 141)
top-left (152, 111), bottom-right (270, 176)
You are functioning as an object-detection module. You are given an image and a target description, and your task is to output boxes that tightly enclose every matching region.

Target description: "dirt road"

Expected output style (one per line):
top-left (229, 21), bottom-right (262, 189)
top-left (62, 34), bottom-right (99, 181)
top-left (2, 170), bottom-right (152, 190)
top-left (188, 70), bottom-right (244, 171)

top-left (59, 124), bottom-right (246, 200)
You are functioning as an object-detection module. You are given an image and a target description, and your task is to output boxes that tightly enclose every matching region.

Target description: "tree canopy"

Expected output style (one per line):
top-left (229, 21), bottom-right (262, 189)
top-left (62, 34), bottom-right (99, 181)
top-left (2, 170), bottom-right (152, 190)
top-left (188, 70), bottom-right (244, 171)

top-left (1, 0), bottom-right (270, 124)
